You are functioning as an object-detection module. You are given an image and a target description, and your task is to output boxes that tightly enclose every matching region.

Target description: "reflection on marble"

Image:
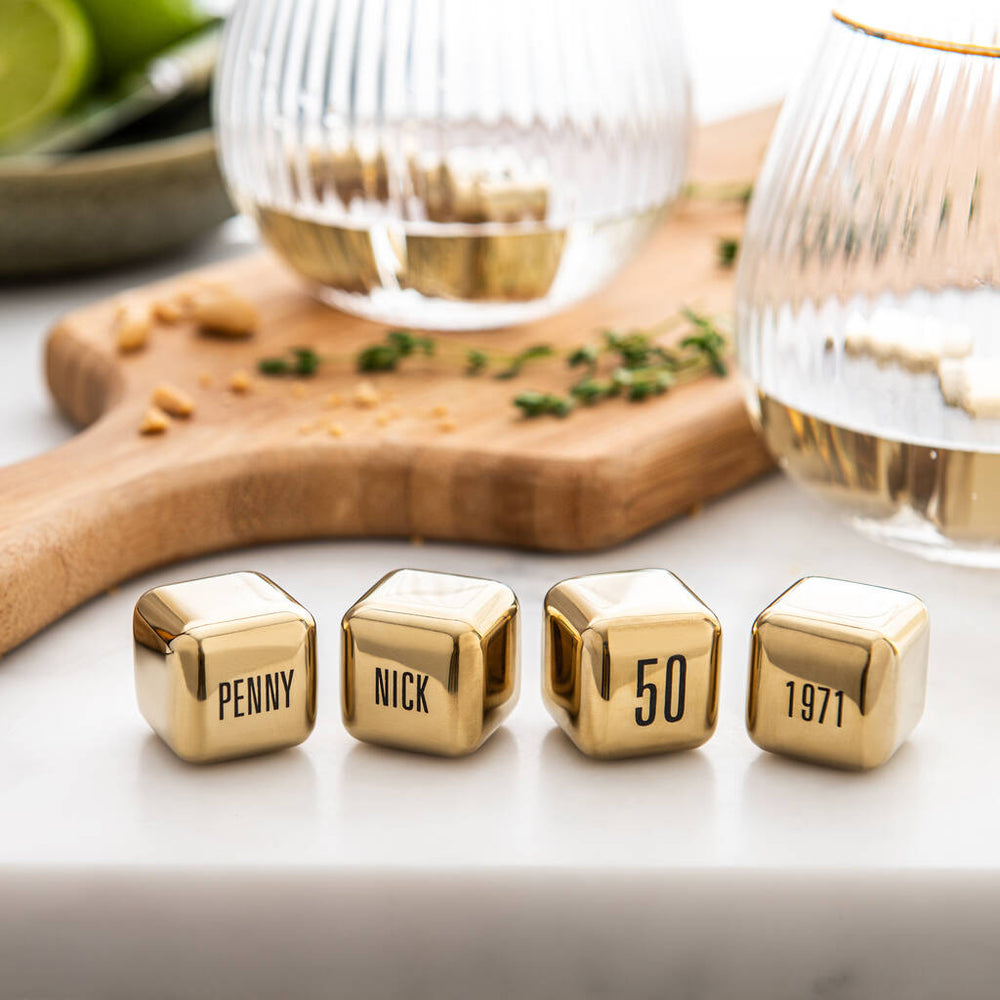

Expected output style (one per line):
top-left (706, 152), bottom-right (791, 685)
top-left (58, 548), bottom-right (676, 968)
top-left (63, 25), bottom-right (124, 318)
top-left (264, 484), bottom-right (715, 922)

top-left (335, 727), bottom-right (523, 864)
top-left (738, 741), bottom-right (924, 866)
top-left (135, 735), bottom-right (319, 860)
top-left (535, 728), bottom-right (718, 866)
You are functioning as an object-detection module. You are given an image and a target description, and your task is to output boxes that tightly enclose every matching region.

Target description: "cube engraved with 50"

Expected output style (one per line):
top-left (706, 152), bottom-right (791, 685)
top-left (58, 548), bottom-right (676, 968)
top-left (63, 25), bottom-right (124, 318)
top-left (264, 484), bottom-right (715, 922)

top-left (342, 569), bottom-right (520, 756)
top-left (747, 577), bottom-right (929, 770)
top-left (543, 570), bottom-right (721, 759)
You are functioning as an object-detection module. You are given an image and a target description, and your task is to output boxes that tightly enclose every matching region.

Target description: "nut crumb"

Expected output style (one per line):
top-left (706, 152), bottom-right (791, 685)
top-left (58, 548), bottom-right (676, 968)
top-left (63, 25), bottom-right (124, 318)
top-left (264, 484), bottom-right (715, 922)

top-left (151, 383), bottom-right (195, 417)
top-left (139, 407), bottom-right (169, 435)
top-left (438, 419), bottom-right (457, 433)
top-left (189, 284), bottom-right (258, 337)
top-left (152, 298), bottom-right (185, 324)
top-left (430, 404), bottom-right (449, 417)
top-left (328, 424), bottom-right (345, 438)
top-left (197, 371), bottom-right (213, 388)
top-left (325, 392), bottom-right (344, 408)
top-left (114, 301), bottom-right (152, 353)
top-left (229, 369), bottom-right (251, 393)
top-left (353, 381), bottom-right (381, 408)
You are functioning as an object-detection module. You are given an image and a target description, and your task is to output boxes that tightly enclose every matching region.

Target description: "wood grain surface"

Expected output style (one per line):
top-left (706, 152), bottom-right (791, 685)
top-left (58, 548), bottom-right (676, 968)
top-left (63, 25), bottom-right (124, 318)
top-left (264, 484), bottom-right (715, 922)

top-left (0, 108), bottom-right (777, 656)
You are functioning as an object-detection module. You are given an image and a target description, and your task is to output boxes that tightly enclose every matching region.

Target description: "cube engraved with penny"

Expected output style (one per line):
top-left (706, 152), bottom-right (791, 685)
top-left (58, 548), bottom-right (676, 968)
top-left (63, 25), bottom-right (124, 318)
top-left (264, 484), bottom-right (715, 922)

top-left (542, 569), bottom-right (721, 759)
top-left (341, 569), bottom-right (519, 756)
top-left (134, 572), bottom-right (317, 763)
top-left (747, 577), bottom-right (929, 770)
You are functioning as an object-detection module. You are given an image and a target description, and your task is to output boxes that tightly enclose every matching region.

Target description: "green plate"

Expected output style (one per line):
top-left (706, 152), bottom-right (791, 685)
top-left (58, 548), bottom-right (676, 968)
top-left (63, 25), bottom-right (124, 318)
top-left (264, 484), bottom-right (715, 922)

top-left (0, 97), bottom-right (233, 278)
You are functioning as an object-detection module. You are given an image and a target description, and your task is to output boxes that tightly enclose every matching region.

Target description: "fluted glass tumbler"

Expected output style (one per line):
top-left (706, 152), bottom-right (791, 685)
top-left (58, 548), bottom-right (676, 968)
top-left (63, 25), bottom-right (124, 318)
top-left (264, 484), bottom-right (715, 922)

top-left (737, 8), bottom-right (1000, 565)
top-left (215, 0), bottom-right (690, 330)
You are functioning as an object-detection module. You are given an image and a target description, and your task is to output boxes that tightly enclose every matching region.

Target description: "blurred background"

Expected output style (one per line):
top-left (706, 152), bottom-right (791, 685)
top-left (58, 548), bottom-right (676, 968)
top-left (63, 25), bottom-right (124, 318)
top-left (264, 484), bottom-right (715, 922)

top-left (0, 0), bottom-right (831, 457)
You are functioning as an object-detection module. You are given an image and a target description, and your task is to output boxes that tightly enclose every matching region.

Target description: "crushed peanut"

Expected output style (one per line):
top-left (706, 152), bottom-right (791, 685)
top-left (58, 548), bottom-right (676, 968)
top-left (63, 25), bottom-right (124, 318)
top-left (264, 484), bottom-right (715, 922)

top-left (197, 371), bottom-right (214, 388)
top-left (325, 392), bottom-right (344, 408)
top-left (113, 301), bottom-right (152, 353)
top-left (353, 381), bottom-right (381, 408)
top-left (328, 424), bottom-right (345, 438)
top-left (151, 383), bottom-right (195, 417)
top-left (438, 419), bottom-right (458, 433)
top-left (189, 284), bottom-right (258, 337)
top-left (139, 407), bottom-right (170, 435)
top-left (152, 298), bottom-right (185, 324)
top-left (430, 404), bottom-right (450, 417)
top-left (229, 369), bottom-right (252, 394)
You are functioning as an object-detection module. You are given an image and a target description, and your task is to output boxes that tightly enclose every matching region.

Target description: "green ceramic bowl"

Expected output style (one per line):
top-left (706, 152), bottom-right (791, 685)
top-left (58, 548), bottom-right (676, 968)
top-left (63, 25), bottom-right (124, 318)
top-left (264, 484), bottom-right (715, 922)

top-left (0, 99), bottom-right (233, 278)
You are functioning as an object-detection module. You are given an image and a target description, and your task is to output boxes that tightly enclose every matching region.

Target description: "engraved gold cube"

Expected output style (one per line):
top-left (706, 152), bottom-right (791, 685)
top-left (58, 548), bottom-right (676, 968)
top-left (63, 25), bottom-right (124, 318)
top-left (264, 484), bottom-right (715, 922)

top-left (747, 577), bottom-right (929, 770)
top-left (134, 572), bottom-right (317, 763)
top-left (341, 569), bottom-right (519, 756)
top-left (542, 569), bottom-right (721, 759)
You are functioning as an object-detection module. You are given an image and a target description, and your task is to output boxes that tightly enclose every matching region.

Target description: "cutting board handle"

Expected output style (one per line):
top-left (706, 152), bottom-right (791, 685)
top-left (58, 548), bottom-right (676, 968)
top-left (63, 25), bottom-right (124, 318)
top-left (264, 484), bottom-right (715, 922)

top-left (0, 414), bottom-right (159, 654)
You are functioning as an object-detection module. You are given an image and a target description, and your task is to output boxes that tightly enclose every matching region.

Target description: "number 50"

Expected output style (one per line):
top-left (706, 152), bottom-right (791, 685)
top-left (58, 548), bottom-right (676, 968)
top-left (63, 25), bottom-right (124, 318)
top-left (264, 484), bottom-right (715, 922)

top-left (635, 655), bottom-right (686, 726)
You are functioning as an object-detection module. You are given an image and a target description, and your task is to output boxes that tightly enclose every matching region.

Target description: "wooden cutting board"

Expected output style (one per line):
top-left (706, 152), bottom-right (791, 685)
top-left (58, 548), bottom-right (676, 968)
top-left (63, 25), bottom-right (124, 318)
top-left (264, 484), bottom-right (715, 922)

top-left (0, 108), bottom-right (777, 656)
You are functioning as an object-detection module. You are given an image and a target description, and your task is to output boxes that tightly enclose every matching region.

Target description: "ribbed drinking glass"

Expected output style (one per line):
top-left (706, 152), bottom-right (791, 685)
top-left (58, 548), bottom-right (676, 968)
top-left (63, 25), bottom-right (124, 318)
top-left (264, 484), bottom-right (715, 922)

top-left (737, 5), bottom-right (1000, 565)
top-left (214, 0), bottom-right (691, 330)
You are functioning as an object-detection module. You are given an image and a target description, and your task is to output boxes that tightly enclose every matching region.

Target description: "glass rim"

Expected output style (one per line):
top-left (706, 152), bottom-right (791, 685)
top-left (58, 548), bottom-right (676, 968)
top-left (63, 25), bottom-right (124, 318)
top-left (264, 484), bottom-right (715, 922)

top-left (832, 9), bottom-right (1000, 58)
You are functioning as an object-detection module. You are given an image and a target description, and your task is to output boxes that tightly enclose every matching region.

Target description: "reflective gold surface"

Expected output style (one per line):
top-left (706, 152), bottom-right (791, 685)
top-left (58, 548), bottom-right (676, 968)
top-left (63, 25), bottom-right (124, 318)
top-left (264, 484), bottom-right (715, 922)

top-left (341, 569), bottom-right (519, 756)
top-left (134, 572), bottom-right (317, 763)
top-left (542, 569), bottom-right (721, 759)
top-left (758, 392), bottom-right (1000, 543)
top-left (257, 148), bottom-right (563, 303)
top-left (256, 208), bottom-right (565, 303)
top-left (747, 577), bottom-right (929, 770)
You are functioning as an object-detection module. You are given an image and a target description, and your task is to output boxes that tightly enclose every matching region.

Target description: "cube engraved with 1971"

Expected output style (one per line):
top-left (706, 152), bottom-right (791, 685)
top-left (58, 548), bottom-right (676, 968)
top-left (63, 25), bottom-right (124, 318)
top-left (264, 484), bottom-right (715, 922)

top-left (746, 577), bottom-right (929, 770)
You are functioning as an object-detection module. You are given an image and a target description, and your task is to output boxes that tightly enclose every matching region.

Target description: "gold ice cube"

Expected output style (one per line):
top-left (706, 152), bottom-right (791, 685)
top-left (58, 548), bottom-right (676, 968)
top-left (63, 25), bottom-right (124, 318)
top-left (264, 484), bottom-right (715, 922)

top-left (133, 572), bottom-right (317, 763)
top-left (543, 569), bottom-right (721, 759)
top-left (747, 577), bottom-right (929, 770)
top-left (341, 569), bottom-right (519, 756)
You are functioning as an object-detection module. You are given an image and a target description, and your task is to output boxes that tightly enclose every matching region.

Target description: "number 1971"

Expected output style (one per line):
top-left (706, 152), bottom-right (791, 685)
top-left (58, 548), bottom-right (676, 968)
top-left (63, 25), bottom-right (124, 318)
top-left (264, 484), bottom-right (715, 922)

top-left (786, 681), bottom-right (844, 727)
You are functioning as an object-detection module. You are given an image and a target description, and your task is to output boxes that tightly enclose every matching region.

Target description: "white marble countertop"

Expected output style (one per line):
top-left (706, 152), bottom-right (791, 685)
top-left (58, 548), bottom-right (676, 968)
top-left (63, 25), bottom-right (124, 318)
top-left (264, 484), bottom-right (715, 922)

top-left (6, 5), bottom-right (997, 996)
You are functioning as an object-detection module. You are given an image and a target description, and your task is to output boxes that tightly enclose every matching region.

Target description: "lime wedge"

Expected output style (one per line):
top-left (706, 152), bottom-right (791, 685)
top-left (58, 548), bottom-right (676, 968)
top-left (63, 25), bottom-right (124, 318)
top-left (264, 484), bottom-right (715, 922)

top-left (77, 0), bottom-right (209, 79)
top-left (0, 0), bottom-right (96, 145)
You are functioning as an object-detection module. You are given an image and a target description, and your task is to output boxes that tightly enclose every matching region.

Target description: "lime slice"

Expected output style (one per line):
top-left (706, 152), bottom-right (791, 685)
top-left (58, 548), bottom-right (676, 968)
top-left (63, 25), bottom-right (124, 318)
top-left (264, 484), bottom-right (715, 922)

top-left (77, 0), bottom-right (209, 79)
top-left (0, 0), bottom-right (96, 145)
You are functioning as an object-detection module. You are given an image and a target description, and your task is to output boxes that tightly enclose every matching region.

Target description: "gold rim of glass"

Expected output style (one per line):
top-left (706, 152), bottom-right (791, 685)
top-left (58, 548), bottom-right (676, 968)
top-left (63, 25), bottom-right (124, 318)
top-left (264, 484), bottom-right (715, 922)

top-left (832, 9), bottom-right (1000, 58)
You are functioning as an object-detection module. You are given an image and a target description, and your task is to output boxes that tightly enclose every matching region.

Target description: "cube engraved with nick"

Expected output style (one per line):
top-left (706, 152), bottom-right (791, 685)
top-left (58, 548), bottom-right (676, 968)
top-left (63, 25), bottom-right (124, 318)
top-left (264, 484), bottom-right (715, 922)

top-left (542, 569), bottom-right (721, 759)
top-left (133, 572), bottom-right (317, 763)
top-left (747, 577), bottom-right (929, 770)
top-left (341, 569), bottom-right (519, 756)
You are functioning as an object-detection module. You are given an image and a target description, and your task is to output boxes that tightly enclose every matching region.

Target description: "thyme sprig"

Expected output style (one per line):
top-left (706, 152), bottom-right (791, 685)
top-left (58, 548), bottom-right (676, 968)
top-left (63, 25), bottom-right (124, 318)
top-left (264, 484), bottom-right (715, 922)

top-left (256, 309), bottom-right (729, 419)
top-left (258, 346), bottom-right (323, 376)
top-left (717, 236), bottom-right (740, 268)
top-left (510, 310), bottom-right (728, 418)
